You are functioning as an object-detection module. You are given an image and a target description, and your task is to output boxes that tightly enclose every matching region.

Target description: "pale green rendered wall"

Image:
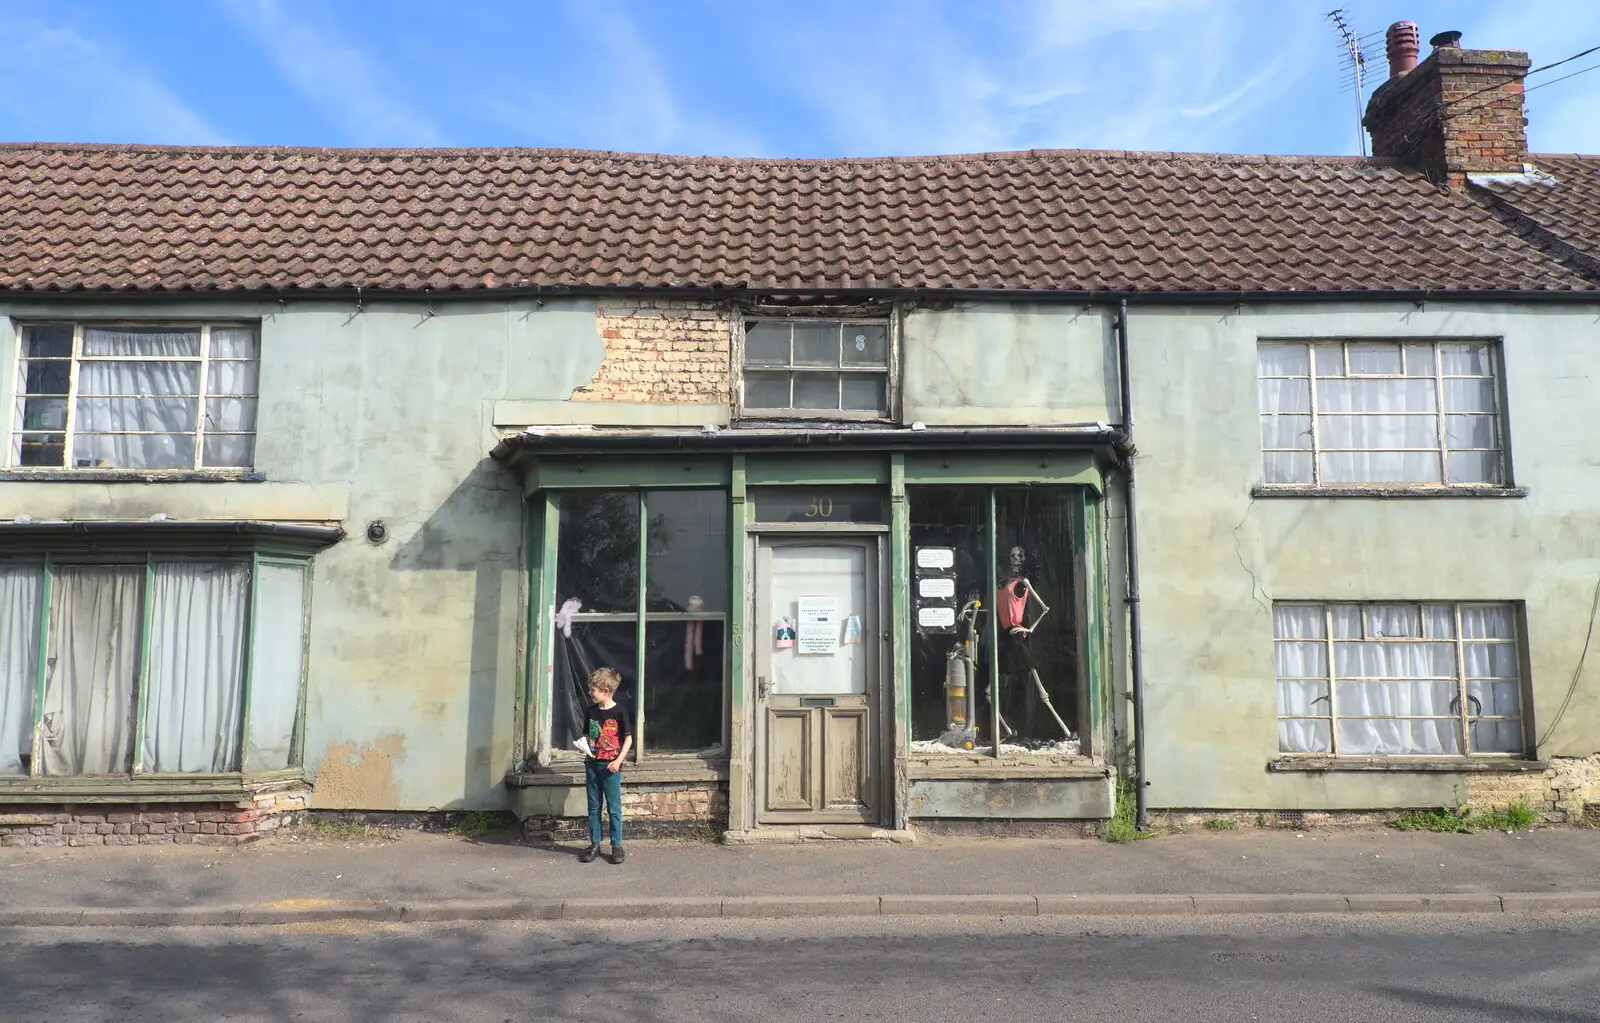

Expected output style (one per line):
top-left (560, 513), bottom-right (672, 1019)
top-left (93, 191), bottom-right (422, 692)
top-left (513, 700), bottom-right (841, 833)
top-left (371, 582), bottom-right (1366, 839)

top-left (903, 302), bottom-right (1117, 425)
top-left (0, 297), bottom-right (605, 810)
top-left (1130, 302), bottom-right (1600, 810)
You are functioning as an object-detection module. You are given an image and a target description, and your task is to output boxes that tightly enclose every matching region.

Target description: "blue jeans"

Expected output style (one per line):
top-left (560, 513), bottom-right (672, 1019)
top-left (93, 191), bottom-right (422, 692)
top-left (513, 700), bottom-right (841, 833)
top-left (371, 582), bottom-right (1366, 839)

top-left (585, 759), bottom-right (623, 846)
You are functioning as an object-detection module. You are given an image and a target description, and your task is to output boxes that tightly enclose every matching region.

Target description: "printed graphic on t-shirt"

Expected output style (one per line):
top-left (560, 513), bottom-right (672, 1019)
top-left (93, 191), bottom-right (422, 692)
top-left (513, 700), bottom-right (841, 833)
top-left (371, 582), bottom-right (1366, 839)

top-left (589, 717), bottom-right (621, 760)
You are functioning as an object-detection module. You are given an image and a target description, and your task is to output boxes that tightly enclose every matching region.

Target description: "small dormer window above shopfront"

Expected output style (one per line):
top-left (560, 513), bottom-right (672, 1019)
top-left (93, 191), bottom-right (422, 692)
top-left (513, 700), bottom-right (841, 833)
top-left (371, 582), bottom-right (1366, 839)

top-left (738, 317), bottom-right (895, 420)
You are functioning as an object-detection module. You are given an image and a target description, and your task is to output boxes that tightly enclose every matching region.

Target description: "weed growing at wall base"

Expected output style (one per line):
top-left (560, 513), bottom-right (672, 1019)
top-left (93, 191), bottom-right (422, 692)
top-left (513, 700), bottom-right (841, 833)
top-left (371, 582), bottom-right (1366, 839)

top-left (1389, 799), bottom-right (1541, 834)
top-left (1204, 819), bottom-right (1237, 831)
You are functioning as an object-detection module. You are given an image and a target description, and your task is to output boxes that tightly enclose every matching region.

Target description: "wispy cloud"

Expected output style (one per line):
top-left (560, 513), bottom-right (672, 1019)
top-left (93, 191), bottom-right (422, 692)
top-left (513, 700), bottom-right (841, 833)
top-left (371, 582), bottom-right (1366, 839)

top-left (0, 18), bottom-right (226, 144)
top-left (479, 0), bottom-right (768, 155)
top-left (749, 0), bottom-right (1318, 156)
top-left (222, 0), bottom-right (442, 146)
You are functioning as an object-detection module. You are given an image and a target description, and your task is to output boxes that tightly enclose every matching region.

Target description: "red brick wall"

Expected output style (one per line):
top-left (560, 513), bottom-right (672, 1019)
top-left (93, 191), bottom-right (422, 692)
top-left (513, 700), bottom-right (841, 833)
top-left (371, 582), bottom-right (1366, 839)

top-left (0, 789), bottom-right (308, 848)
top-left (1364, 47), bottom-right (1530, 183)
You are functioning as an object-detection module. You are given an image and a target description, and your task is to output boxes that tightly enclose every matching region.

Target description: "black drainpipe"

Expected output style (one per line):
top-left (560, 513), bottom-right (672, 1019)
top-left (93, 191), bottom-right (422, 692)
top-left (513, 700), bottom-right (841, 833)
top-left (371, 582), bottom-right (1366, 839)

top-left (1114, 298), bottom-right (1150, 831)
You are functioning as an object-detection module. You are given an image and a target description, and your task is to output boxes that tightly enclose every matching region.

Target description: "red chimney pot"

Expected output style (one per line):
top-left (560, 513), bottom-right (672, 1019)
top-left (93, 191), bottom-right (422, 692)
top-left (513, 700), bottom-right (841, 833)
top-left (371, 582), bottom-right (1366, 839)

top-left (1386, 21), bottom-right (1421, 78)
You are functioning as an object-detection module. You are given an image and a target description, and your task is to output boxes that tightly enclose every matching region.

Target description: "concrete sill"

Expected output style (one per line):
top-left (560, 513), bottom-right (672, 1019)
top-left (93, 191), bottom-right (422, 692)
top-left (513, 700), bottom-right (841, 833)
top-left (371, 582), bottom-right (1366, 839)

top-left (907, 759), bottom-right (1111, 782)
top-left (0, 772), bottom-right (307, 803)
top-left (0, 470), bottom-right (265, 484)
top-left (1269, 757), bottom-right (1547, 774)
top-left (1251, 485), bottom-right (1527, 500)
top-left (508, 758), bottom-right (728, 787)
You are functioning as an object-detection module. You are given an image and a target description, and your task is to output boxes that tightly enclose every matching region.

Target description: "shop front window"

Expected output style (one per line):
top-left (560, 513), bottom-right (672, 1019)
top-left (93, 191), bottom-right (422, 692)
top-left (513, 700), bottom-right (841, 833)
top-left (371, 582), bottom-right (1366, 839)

top-left (552, 489), bottom-right (727, 758)
top-left (908, 486), bottom-right (1083, 759)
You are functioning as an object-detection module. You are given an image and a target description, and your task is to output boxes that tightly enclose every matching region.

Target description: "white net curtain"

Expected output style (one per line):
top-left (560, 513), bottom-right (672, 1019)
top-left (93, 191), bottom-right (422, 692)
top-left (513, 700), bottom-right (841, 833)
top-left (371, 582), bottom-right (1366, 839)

top-left (1275, 603), bottom-right (1523, 756)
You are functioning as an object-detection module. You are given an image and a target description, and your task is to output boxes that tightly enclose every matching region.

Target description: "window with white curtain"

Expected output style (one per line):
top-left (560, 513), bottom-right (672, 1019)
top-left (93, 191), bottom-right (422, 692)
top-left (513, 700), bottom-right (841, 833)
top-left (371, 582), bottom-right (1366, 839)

top-left (1258, 340), bottom-right (1505, 487)
top-left (11, 323), bottom-right (259, 470)
top-left (1275, 602), bottom-right (1525, 757)
top-left (0, 556), bottom-right (310, 777)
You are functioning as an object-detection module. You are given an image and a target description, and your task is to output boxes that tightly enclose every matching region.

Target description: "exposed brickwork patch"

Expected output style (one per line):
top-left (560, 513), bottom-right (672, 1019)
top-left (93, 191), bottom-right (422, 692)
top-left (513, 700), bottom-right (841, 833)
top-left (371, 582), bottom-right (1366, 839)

top-left (571, 299), bottom-right (731, 404)
top-left (520, 781), bottom-right (728, 843)
top-left (0, 789), bottom-right (308, 848)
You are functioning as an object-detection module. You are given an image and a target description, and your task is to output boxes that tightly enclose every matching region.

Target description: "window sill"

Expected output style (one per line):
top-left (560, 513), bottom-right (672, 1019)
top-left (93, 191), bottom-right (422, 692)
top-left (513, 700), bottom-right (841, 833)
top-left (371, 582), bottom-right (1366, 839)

top-left (0, 771), bottom-right (307, 803)
top-left (1269, 757), bottom-right (1546, 774)
top-left (908, 758), bottom-right (1110, 781)
top-left (1251, 485), bottom-right (1526, 500)
top-left (0, 469), bottom-right (266, 484)
top-left (508, 755), bottom-right (728, 787)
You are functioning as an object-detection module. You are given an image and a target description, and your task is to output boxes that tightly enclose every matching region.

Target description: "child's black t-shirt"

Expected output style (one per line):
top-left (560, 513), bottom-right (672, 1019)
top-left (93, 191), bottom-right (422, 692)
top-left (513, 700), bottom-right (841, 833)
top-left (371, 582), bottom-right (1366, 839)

top-left (584, 703), bottom-right (633, 762)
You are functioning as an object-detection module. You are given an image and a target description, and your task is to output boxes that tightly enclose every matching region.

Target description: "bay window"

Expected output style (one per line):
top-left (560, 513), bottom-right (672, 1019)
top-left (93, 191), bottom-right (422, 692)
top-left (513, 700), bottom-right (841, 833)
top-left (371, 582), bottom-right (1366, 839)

top-left (0, 555), bottom-right (311, 777)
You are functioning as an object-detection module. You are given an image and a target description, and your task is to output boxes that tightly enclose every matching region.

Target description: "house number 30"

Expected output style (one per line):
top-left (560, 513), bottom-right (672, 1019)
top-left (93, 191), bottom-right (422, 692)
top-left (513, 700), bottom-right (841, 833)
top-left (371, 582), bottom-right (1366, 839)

top-left (805, 496), bottom-right (835, 518)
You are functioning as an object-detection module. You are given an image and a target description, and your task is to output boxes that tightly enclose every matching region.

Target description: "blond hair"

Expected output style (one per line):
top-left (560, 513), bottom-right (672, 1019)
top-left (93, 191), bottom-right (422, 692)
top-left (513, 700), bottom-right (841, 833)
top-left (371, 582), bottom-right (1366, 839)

top-left (588, 667), bottom-right (622, 695)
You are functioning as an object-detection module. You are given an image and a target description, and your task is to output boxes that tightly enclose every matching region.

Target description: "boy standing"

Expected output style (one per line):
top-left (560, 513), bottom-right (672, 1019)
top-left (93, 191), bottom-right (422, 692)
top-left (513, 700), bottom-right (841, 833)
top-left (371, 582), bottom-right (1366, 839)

top-left (580, 667), bottom-right (632, 864)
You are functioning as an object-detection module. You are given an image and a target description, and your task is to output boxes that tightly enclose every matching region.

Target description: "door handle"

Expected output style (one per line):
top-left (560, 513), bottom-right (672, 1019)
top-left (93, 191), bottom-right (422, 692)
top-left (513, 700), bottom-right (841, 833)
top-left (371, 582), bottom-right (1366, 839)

top-left (757, 675), bottom-right (771, 699)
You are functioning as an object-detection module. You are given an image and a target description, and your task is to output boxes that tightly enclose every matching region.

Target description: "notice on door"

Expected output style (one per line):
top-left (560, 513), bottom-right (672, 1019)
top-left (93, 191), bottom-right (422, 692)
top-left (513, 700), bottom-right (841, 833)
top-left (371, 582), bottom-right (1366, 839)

top-left (796, 596), bottom-right (840, 655)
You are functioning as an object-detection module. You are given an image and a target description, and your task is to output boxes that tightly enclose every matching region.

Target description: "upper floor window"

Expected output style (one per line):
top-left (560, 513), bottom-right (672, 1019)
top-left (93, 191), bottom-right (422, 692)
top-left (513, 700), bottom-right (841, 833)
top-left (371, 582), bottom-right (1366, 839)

top-left (1257, 340), bottom-right (1505, 487)
top-left (11, 322), bottom-right (259, 471)
top-left (740, 318), bottom-right (893, 419)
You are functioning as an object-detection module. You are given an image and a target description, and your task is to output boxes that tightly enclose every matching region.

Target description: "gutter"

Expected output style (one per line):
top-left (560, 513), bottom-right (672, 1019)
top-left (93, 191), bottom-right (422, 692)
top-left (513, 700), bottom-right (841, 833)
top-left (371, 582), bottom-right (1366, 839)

top-left (4, 284), bottom-right (1599, 307)
top-left (490, 424), bottom-right (1124, 460)
top-left (1114, 298), bottom-right (1151, 832)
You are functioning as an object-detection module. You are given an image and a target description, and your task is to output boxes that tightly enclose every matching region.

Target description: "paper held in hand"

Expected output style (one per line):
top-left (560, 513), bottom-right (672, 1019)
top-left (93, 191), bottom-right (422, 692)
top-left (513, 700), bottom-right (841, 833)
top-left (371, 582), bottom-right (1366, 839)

top-left (573, 737), bottom-right (593, 757)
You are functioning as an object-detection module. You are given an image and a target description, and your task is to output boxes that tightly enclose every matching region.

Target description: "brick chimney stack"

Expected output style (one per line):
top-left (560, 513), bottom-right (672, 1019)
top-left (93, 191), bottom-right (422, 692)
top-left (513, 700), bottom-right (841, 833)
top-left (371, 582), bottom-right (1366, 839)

top-left (1363, 24), bottom-right (1531, 187)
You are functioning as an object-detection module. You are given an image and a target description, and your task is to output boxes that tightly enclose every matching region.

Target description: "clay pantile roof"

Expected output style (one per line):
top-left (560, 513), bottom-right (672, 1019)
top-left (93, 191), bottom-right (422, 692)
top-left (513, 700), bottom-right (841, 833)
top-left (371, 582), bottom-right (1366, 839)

top-left (1478, 155), bottom-right (1600, 275)
top-left (1, 142), bottom-right (1597, 295)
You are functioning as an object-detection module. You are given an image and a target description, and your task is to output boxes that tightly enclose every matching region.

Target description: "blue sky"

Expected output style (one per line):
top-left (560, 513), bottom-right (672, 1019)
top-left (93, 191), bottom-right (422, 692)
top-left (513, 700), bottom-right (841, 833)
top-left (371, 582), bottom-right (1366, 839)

top-left (2, 0), bottom-right (1596, 157)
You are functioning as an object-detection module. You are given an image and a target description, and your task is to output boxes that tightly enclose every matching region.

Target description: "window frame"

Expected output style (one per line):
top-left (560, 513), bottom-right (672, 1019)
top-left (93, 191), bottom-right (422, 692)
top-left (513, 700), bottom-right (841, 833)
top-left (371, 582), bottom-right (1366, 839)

top-left (9, 320), bottom-right (261, 473)
top-left (733, 308), bottom-right (901, 422)
top-left (0, 550), bottom-right (313, 780)
top-left (1256, 338), bottom-right (1510, 490)
top-left (1273, 600), bottom-right (1529, 759)
top-left (547, 488), bottom-right (731, 762)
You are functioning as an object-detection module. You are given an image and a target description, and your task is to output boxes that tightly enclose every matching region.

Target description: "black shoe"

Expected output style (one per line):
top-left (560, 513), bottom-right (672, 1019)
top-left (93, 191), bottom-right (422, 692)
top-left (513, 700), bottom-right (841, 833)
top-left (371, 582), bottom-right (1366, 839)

top-left (609, 845), bottom-right (626, 865)
top-left (578, 843), bottom-right (600, 863)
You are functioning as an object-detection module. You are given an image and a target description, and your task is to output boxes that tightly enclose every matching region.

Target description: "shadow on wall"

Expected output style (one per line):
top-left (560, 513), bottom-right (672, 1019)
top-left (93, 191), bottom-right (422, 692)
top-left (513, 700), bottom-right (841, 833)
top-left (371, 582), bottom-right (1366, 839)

top-left (386, 458), bottom-right (523, 810)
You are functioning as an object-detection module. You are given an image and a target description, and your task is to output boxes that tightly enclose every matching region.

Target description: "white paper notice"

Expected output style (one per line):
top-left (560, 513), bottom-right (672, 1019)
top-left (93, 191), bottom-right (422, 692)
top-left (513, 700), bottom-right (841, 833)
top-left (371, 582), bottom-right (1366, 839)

top-left (916, 548), bottom-right (954, 570)
top-left (918, 577), bottom-right (956, 599)
top-left (796, 596), bottom-right (840, 654)
top-left (918, 606), bottom-right (956, 628)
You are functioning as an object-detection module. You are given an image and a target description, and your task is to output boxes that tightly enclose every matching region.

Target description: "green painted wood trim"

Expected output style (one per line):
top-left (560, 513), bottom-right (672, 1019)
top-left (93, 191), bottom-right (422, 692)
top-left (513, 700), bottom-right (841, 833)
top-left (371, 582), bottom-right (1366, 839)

top-left (744, 454), bottom-right (889, 486)
top-left (515, 497), bottom-right (538, 768)
top-left (727, 456), bottom-right (750, 831)
top-left (132, 557), bottom-right (154, 774)
top-left (290, 561), bottom-right (313, 769)
top-left (890, 454), bottom-right (910, 752)
top-left (533, 491), bottom-right (562, 760)
top-left (525, 457), bottom-right (730, 492)
top-left (728, 458), bottom-right (748, 712)
top-left (29, 557), bottom-right (52, 778)
top-left (634, 491), bottom-right (649, 762)
top-left (239, 552), bottom-right (261, 772)
top-left (985, 487), bottom-right (1001, 758)
top-left (904, 452), bottom-right (1102, 491)
top-left (1075, 490), bottom-right (1108, 751)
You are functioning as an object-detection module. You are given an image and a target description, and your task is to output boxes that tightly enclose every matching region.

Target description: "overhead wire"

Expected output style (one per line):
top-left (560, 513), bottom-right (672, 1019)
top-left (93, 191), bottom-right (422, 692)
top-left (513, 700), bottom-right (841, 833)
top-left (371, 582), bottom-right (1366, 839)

top-left (1525, 61), bottom-right (1600, 93)
top-left (1527, 44), bottom-right (1600, 77)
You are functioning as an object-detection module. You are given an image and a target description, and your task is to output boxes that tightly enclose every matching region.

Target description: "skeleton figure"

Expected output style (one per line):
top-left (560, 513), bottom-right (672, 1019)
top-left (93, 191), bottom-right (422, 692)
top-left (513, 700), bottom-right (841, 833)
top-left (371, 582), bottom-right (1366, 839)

top-left (993, 545), bottom-right (1074, 742)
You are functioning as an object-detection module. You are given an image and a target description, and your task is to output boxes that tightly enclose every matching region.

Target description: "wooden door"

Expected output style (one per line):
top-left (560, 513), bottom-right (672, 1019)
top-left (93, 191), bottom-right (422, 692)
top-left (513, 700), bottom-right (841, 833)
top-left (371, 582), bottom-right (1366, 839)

top-left (754, 539), bottom-right (878, 823)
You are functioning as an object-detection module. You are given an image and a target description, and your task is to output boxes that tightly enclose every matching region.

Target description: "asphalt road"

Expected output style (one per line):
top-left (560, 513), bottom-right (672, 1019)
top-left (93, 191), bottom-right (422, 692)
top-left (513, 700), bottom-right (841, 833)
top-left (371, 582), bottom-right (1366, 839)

top-left (4, 912), bottom-right (1599, 1022)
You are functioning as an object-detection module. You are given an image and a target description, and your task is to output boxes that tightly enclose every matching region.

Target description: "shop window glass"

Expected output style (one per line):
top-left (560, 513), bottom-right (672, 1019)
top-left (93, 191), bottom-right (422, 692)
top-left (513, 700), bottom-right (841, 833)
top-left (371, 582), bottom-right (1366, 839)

top-left (551, 489), bottom-right (727, 758)
top-left (908, 486), bottom-right (1084, 759)
top-left (994, 488), bottom-right (1080, 753)
top-left (908, 488), bottom-right (989, 746)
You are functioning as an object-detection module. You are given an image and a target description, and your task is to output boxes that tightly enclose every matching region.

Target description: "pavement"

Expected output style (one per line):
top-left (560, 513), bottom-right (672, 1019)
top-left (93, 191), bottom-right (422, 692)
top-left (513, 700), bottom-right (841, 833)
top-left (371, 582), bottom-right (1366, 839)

top-left (0, 824), bottom-right (1597, 926)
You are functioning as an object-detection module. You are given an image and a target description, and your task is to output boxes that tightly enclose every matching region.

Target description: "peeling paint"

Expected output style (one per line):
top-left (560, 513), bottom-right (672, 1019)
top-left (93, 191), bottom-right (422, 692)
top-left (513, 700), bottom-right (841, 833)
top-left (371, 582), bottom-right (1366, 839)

top-left (312, 734), bottom-right (407, 809)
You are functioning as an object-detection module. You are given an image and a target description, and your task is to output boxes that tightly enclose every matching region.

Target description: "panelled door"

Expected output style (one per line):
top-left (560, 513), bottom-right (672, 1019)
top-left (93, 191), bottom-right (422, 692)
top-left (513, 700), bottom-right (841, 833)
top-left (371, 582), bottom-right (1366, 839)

top-left (754, 538), bottom-right (880, 823)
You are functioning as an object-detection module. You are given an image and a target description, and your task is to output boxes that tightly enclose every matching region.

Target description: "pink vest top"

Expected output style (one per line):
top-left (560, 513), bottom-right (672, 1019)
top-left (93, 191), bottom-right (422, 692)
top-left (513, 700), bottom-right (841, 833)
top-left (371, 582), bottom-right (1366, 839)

top-left (997, 579), bottom-right (1028, 630)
